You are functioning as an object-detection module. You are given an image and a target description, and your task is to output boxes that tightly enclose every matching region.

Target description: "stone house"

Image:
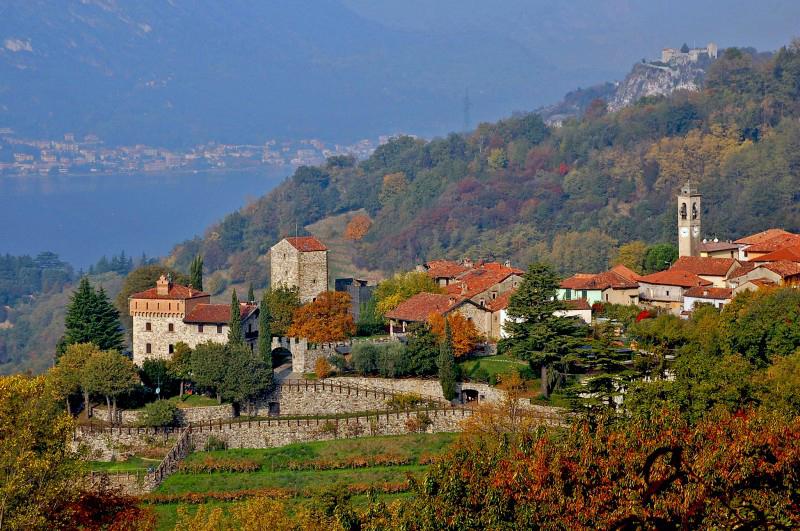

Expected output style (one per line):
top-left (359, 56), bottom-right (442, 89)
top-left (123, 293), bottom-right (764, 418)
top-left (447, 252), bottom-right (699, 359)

top-left (334, 278), bottom-right (375, 321)
top-left (668, 256), bottom-right (740, 288)
top-left (637, 269), bottom-right (712, 314)
top-left (418, 259), bottom-right (524, 308)
top-left (129, 275), bottom-right (259, 366)
top-left (558, 265), bottom-right (641, 306)
top-left (384, 292), bottom-right (493, 339)
top-left (699, 240), bottom-right (740, 259)
top-left (270, 236), bottom-right (328, 303)
top-left (726, 260), bottom-right (800, 289)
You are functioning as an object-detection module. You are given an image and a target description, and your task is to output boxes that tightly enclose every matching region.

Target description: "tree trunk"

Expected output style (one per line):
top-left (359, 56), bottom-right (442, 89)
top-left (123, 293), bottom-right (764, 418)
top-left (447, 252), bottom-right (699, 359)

top-left (217, 391), bottom-right (221, 404)
top-left (65, 397), bottom-right (72, 416)
top-left (84, 391), bottom-right (90, 419)
top-left (540, 365), bottom-right (549, 399)
top-left (180, 380), bottom-right (185, 397)
top-left (105, 395), bottom-right (112, 424)
top-left (112, 397), bottom-right (117, 426)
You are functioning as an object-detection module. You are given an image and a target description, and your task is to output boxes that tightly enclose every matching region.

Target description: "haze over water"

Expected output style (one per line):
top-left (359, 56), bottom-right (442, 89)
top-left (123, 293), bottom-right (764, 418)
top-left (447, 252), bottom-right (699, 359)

top-left (0, 168), bottom-right (289, 268)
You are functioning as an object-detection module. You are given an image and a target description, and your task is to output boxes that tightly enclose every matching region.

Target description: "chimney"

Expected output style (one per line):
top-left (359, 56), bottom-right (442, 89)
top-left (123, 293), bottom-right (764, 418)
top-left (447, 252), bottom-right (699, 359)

top-left (156, 274), bottom-right (171, 296)
top-left (448, 296), bottom-right (457, 306)
top-left (460, 282), bottom-right (468, 295)
top-left (462, 257), bottom-right (473, 269)
top-left (504, 259), bottom-right (511, 268)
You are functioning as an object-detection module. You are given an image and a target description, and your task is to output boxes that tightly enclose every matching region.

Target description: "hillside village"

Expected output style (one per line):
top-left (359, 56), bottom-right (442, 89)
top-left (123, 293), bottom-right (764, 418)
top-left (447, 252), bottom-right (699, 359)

top-left (131, 179), bottom-right (800, 369)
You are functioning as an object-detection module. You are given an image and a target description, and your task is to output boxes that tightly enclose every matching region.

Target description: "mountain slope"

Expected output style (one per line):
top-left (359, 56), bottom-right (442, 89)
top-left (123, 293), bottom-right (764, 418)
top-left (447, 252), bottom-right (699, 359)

top-left (170, 43), bottom-right (800, 280)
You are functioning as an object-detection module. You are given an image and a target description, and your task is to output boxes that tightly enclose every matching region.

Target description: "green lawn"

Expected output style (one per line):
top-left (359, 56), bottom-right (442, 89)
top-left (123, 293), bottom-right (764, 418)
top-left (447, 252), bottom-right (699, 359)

top-left (149, 433), bottom-right (456, 529)
top-left (87, 456), bottom-right (161, 472)
top-left (458, 354), bottom-right (528, 381)
top-left (168, 394), bottom-right (221, 408)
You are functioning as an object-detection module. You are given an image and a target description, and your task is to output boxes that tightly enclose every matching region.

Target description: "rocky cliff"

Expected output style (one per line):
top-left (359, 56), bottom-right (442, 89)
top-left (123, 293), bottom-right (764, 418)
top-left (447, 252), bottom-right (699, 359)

top-left (608, 57), bottom-right (712, 111)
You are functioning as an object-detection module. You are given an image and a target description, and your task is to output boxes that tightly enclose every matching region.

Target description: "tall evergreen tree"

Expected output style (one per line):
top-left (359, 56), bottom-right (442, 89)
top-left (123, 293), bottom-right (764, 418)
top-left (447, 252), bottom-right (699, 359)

top-left (438, 318), bottom-right (456, 401)
top-left (247, 283), bottom-right (255, 303)
top-left (92, 286), bottom-right (124, 351)
top-left (499, 262), bottom-right (582, 397)
top-left (63, 277), bottom-right (96, 347)
top-left (228, 289), bottom-right (244, 345)
top-left (189, 255), bottom-right (203, 291)
top-left (258, 291), bottom-right (274, 379)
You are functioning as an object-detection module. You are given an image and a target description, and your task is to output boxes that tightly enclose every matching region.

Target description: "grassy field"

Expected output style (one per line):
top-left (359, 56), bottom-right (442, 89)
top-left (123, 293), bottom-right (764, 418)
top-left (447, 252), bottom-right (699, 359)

top-left (149, 433), bottom-right (456, 529)
top-left (458, 354), bottom-right (528, 380)
top-left (168, 394), bottom-right (220, 408)
top-left (87, 456), bottom-right (161, 472)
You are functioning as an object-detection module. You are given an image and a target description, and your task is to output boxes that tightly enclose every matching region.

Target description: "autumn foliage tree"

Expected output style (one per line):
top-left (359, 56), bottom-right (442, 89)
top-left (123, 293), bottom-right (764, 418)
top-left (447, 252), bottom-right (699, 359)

top-left (428, 312), bottom-right (483, 357)
top-left (344, 214), bottom-right (372, 241)
top-left (288, 291), bottom-right (355, 342)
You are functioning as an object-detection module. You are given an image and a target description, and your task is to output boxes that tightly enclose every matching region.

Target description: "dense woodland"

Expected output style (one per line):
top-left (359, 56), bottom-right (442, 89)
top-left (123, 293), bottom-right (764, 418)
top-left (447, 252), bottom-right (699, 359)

top-left (171, 43), bottom-right (800, 279)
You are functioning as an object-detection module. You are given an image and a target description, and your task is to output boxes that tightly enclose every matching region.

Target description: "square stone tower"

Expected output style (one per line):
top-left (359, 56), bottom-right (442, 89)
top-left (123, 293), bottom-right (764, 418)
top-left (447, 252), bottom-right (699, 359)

top-left (678, 180), bottom-right (701, 257)
top-left (270, 236), bottom-right (329, 303)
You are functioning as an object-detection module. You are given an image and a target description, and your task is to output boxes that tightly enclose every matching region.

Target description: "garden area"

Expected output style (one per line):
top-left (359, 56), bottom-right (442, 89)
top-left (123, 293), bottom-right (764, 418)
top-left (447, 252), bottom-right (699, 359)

top-left (144, 432), bottom-right (457, 529)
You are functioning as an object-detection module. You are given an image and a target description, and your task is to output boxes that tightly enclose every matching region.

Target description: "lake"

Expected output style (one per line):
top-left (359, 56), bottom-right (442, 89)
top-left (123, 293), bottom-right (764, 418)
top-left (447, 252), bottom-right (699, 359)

top-left (0, 168), bottom-right (290, 268)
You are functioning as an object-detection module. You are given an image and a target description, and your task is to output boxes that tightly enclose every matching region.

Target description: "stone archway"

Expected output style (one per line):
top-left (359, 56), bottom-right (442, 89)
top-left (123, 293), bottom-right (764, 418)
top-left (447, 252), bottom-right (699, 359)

top-left (271, 347), bottom-right (292, 368)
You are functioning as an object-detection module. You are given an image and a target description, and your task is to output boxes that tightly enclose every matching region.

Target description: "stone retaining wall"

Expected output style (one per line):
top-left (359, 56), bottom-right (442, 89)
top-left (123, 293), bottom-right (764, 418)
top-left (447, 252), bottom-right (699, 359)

top-left (92, 403), bottom-right (236, 427)
top-left (329, 376), bottom-right (505, 404)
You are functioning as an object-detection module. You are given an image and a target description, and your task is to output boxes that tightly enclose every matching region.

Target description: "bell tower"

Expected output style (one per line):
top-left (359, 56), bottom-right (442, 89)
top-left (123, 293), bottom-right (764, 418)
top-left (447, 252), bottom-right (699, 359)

top-left (677, 180), bottom-right (701, 257)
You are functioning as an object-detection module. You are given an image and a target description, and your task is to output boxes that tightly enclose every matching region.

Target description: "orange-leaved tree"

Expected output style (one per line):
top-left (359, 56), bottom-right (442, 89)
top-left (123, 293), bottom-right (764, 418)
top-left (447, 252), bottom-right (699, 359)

top-left (287, 291), bottom-right (355, 342)
top-left (344, 214), bottom-right (372, 241)
top-left (428, 312), bottom-right (483, 357)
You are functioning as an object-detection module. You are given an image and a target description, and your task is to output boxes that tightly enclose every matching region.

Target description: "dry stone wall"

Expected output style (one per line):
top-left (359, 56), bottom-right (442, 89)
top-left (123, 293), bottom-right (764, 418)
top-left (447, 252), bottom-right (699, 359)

top-left (256, 380), bottom-right (404, 416)
top-left (329, 376), bottom-right (505, 404)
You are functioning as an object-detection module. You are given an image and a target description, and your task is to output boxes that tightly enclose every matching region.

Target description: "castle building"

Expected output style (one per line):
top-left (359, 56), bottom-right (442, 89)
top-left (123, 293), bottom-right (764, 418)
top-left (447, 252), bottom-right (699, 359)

top-left (661, 42), bottom-right (718, 63)
top-left (270, 236), bottom-right (329, 303)
top-left (128, 275), bottom-right (259, 366)
top-left (678, 180), bottom-right (702, 257)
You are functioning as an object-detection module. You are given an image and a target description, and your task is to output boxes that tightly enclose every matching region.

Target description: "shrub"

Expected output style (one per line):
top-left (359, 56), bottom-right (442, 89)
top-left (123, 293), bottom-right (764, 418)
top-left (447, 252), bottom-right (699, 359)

top-left (203, 435), bottom-right (227, 452)
top-left (405, 412), bottom-right (433, 433)
top-left (351, 343), bottom-right (379, 374)
top-left (178, 456), bottom-right (260, 473)
top-left (315, 357), bottom-right (333, 379)
top-left (329, 353), bottom-right (348, 372)
top-left (386, 392), bottom-right (433, 411)
top-left (138, 400), bottom-right (179, 428)
top-left (377, 342), bottom-right (409, 377)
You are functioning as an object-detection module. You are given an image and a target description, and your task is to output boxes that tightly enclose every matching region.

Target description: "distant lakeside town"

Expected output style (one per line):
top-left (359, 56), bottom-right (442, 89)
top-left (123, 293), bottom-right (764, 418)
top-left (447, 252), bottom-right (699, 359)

top-left (0, 129), bottom-right (404, 177)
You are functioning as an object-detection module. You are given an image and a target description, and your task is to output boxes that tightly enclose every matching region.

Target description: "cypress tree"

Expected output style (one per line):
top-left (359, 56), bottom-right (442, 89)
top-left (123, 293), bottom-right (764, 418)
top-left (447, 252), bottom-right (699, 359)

top-left (247, 283), bottom-right (255, 303)
top-left (437, 318), bottom-right (456, 401)
top-left (258, 291), bottom-right (274, 380)
top-left (189, 255), bottom-right (203, 291)
top-left (63, 277), bottom-right (98, 347)
top-left (228, 289), bottom-right (244, 345)
top-left (93, 286), bottom-right (124, 351)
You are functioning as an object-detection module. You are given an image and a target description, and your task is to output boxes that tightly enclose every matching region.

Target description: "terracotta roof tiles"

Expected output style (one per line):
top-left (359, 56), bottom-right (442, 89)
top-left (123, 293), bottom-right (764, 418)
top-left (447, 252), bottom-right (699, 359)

top-left (751, 244), bottom-right (800, 263)
top-left (638, 269), bottom-right (712, 288)
top-left (670, 256), bottom-right (737, 277)
top-left (384, 293), bottom-right (464, 322)
top-left (683, 286), bottom-right (733, 300)
top-left (424, 260), bottom-right (469, 279)
top-left (285, 236), bottom-right (328, 252)
top-left (130, 283), bottom-right (208, 300)
top-left (734, 228), bottom-right (794, 245)
top-left (560, 270), bottom-right (638, 290)
top-left (744, 233), bottom-right (800, 254)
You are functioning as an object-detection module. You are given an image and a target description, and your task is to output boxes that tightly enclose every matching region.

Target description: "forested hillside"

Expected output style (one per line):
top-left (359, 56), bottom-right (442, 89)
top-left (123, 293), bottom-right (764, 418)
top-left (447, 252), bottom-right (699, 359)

top-left (172, 43), bottom-right (800, 280)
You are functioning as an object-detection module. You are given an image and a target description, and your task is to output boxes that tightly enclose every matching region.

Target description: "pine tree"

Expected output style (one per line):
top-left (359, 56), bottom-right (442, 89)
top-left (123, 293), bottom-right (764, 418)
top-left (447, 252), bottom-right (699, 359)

top-left (228, 289), bottom-right (244, 345)
top-left (247, 283), bottom-right (255, 303)
top-left (92, 286), bottom-right (124, 351)
top-left (438, 318), bottom-right (456, 401)
top-left (189, 255), bottom-right (203, 291)
top-left (258, 291), bottom-right (274, 380)
top-left (63, 277), bottom-right (97, 347)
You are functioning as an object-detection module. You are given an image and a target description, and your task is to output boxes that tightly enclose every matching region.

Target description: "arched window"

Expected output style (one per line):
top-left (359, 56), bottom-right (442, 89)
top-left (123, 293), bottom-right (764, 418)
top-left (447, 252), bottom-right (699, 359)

top-left (680, 202), bottom-right (687, 220)
top-left (691, 202), bottom-right (698, 220)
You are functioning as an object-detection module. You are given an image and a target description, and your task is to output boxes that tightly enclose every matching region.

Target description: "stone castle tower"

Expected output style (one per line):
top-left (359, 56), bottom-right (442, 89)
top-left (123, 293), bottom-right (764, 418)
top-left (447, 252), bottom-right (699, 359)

top-left (270, 236), bottom-right (329, 303)
top-left (678, 180), bottom-right (701, 257)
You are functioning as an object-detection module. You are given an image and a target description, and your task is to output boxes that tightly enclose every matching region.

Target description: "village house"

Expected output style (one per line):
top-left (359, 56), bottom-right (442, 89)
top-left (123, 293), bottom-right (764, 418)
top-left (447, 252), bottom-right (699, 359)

top-left (732, 278), bottom-right (777, 297)
top-left (682, 286), bottom-right (733, 313)
top-left (558, 264), bottom-right (641, 305)
top-left (637, 269), bottom-right (712, 314)
top-left (384, 293), bottom-right (493, 339)
top-left (668, 256), bottom-right (740, 288)
top-left (726, 260), bottom-right (800, 289)
top-left (699, 239), bottom-right (740, 259)
top-left (129, 275), bottom-right (259, 366)
top-left (733, 229), bottom-right (800, 261)
top-left (270, 236), bottom-right (329, 303)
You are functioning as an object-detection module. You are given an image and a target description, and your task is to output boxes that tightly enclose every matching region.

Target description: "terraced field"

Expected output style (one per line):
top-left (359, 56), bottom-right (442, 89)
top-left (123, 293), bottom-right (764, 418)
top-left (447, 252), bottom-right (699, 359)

top-left (146, 432), bottom-right (457, 529)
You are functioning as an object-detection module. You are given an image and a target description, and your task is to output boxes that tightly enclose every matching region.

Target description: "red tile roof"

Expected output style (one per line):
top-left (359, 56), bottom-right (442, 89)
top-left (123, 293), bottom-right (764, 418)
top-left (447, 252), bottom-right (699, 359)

top-left (450, 266), bottom-right (522, 298)
top-left (560, 270), bottom-right (639, 290)
top-left (424, 260), bottom-right (469, 279)
top-left (385, 293), bottom-right (464, 322)
top-left (184, 303), bottom-right (258, 324)
top-left (751, 244), bottom-right (800, 263)
top-left (487, 290), bottom-right (515, 312)
top-left (285, 236), bottom-right (328, 252)
top-left (563, 299), bottom-right (591, 310)
top-left (670, 256), bottom-right (737, 277)
top-left (763, 260), bottom-right (800, 279)
top-left (728, 261), bottom-right (758, 279)
top-left (130, 283), bottom-right (208, 300)
top-left (744, 233), bottom-right (800, 254)
top-left (734, 228), bottom-right (794, 245)
top-left (743, 279), bottom-right (777, 288)
top-left (683, 286), bottom-right (733, 300)
top-left (699, 241), bottom-right (740, 253)
top-left (638, 269), bottom-right (712, 288)
top-left (609, 264), bottom-right (643, 282)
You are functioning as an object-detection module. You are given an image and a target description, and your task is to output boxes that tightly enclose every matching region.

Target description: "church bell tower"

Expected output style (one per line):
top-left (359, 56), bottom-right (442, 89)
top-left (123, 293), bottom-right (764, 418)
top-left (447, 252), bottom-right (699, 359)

top-left (677, 180), bottom-right (701, 257)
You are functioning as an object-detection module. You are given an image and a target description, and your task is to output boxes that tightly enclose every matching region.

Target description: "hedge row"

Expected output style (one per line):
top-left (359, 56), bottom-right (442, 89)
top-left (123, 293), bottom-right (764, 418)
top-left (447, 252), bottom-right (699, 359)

top-left (283, 453), bottom-right (411, 471)
top-left (177, 456), bottom-right (260, 474)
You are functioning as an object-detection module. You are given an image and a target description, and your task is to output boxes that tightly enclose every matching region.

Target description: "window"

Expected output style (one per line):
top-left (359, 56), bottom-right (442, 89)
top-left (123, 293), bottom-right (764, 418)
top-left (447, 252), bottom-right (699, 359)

top-left (168, 323), bottom-right (174, 332)
top-left (248, 323), bottom-right (252, 333)
top-left (491, 292), bottom-right (497, 299)
top-left (581, 290), bottom-right (588, 299)
top-left (479, 299), bottom-right (485, 307)
top-left (168, 344), bottom-right (174, 354)
top-left (145, 322), bottom-right (152, 331)
top-left (146, 343), bottom-right (151, 354)
top-left (666, 290), bottom-right (670, 297)
top-left (198, 324), bottom-right (204, 333)
top-left (680, 202), bottom-right (687, 220)
top-left (217, 324), bottom-right (223, 334)
top-left (605, 294), bottom-right (609, 302)
top-left (565, 289), bottom-right (572, 300)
